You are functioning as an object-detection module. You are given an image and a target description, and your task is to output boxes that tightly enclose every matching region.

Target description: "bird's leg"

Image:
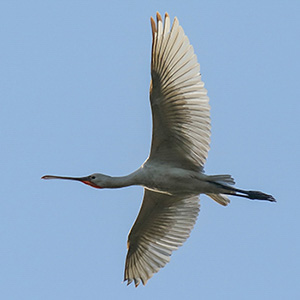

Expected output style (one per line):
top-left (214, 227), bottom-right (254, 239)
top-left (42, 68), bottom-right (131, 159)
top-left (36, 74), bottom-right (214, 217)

top-left (211, 182), bottom-right (276, 202)
top-left (231, 188), bottom-right (276, 202)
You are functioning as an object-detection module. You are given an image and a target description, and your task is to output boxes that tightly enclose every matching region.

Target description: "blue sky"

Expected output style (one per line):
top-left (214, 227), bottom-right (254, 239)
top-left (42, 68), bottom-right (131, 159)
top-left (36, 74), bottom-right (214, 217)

top-left (1, 1), bottom-right (299, 299)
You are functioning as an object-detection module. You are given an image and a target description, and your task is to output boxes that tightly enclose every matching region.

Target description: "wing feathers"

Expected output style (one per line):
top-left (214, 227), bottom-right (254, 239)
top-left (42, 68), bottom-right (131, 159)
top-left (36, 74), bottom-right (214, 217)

top-left (149, 13), bottom-right (211, 170)
top-left (124, 189), bottom-right (200, 286)
top-left (124, 12), bottom-right (208, 287)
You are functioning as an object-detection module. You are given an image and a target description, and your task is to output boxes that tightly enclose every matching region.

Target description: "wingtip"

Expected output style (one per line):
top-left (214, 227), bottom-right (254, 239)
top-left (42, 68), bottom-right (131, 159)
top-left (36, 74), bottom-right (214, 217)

top-left (123, 275), bottom-right (147, 288)
top-left (124, 277), bottom-right (132, 286)
top-left (156, 11), bottom-right (162, 22)
top-left (150, 16), bottom-right (156, 37)
top-left (151, 12), bottom-right (170, 37)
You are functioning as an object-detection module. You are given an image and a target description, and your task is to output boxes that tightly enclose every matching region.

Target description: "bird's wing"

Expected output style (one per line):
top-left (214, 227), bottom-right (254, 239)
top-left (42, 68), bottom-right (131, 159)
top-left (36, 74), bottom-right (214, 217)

top-left (124, 189), bottom-right (200, 287)
top-left (149, 12), bottom-right (211, 171)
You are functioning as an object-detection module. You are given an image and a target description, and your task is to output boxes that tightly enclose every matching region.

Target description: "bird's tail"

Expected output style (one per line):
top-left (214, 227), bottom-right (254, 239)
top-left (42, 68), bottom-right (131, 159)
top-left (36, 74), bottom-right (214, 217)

top-left (206, 174), bottom-right (235, 185)
top-left (205, 174), bottom-right (234, 206)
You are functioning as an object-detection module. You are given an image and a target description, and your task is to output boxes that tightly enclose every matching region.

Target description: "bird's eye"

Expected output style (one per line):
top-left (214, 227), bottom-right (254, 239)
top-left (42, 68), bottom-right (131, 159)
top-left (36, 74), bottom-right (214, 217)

top-left (91, 175), bottom-right (96, 180)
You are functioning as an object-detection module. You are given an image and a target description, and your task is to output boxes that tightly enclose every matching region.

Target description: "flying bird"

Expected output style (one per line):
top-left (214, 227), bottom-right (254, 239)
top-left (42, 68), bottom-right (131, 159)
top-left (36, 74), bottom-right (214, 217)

top-left (42, 12), bottom-right (275, 287)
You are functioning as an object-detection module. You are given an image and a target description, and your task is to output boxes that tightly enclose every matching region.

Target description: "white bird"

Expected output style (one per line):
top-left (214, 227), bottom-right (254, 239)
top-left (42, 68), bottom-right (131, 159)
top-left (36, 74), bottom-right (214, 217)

top-left (42, 12), bottom-right (275, 287)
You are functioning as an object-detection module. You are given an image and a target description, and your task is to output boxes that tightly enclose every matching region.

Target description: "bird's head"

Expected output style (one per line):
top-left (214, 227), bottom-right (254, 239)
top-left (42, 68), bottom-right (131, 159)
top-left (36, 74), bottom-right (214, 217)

top-left (41, 173), bottom-right (111, 189)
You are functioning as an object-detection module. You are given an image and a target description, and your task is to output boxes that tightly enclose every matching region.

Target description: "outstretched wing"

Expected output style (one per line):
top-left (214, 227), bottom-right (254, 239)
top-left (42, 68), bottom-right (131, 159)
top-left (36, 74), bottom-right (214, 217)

top-left (149, 12), bottom-right (211, 171)
top-left (124, 189), bottom-right (200, 287)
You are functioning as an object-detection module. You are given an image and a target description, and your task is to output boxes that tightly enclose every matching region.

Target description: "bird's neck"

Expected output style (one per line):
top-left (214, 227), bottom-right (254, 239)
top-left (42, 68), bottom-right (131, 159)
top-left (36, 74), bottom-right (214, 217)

top-left (100, 170), bottom-right (141, 189)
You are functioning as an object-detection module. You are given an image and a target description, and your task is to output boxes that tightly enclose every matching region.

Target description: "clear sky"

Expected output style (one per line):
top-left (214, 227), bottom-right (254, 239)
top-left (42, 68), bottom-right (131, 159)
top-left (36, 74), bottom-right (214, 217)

top-left (1, 1), bottom-right (299, 299)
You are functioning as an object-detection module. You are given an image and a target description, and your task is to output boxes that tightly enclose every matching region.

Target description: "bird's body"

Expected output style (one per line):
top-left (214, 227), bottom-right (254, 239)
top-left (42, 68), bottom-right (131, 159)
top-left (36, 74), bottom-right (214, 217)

top-left (138, 163), bottom-right (212, 196)
top-left (42, 12), bottom-right (275, 287)
top-left (84, 163), bottom-right (233, 196)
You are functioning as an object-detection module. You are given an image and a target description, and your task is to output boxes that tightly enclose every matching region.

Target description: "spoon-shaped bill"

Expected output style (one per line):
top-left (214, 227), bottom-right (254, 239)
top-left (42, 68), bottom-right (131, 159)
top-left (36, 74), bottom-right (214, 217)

top-left (41, 174), bottom-right (101, 188)
top-left (41, 175), bottom-right (87, 181)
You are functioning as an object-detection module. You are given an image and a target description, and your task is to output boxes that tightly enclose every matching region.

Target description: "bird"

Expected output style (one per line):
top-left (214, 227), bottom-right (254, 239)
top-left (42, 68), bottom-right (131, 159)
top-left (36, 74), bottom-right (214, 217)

top-left (42, 12), bottom-right (275, 287)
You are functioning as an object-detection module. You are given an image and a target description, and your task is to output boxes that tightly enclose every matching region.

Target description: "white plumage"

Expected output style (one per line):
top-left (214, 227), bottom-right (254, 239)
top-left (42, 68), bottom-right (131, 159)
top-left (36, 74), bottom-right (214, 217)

top-left (42, 12), bottom-right (275, 287)
top-left (149, 13), bottom-right (210, 170)
top-left (125, 191), bottom-right (200, 286)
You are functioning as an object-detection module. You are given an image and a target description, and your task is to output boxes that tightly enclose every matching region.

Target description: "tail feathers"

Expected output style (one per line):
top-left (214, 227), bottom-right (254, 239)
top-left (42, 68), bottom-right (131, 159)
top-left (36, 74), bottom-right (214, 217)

top-left (207, 174), bottom-right (235, 185)
top-left (206, 193), bottom-right (230, 206)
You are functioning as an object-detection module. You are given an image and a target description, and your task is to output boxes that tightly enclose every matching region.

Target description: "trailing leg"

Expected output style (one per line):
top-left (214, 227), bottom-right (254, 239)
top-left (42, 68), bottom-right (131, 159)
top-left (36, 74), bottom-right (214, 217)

top-left (209, 181), bottom-right (276, 202)
top-left (232, 188), bottom-right (276, 202)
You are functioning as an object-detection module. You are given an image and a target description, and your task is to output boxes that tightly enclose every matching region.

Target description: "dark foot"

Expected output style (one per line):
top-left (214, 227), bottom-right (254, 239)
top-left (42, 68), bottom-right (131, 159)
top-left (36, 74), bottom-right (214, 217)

top-left (247, 190), bottom-right (276, 202)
